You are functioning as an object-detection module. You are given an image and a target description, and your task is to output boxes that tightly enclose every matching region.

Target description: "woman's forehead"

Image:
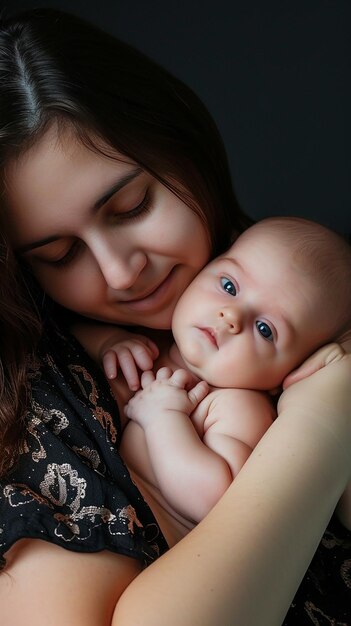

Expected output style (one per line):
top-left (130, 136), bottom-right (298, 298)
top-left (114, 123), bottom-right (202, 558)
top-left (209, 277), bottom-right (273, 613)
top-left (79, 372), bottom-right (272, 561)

top-left (6, 121), bottom-right (134, 180)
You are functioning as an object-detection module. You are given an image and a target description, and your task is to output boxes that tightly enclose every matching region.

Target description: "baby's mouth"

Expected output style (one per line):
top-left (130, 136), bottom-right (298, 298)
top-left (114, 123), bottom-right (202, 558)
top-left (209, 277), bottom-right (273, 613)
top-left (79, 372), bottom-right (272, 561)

top-left (199, 327), bottom-right (218, 348)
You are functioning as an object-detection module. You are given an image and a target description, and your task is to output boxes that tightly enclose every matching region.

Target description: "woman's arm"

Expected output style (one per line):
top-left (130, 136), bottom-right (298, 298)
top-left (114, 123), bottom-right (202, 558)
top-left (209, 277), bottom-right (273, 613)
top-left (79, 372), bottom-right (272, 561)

top-left (0, 539), bottom-right (142, 626)
top-left (113, 345), bottom-right (351, 626)
top-left (285, 338), bottom-right (351, 531)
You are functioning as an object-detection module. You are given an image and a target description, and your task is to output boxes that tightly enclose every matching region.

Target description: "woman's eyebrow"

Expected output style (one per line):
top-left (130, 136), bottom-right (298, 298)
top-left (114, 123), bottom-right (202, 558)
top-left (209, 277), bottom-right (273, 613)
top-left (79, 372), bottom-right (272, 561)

top-left (16, 166), bottom-right (143, 254)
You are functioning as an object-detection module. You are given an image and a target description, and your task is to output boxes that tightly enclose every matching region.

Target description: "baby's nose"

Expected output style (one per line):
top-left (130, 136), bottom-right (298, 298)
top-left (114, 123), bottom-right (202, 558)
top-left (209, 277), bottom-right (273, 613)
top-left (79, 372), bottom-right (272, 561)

top-left (218, 307), bottom-right (242, 333)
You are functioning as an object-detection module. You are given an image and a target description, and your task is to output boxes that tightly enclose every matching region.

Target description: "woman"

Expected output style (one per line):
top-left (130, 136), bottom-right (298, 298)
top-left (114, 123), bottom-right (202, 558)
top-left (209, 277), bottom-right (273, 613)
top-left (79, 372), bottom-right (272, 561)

top-left (0, 8), bottom-right (350, 625)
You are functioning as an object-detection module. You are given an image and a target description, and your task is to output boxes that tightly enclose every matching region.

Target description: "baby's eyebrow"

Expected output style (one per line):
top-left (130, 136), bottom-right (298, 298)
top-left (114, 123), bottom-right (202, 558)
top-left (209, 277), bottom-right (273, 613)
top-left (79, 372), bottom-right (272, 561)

top-left (221, 257), bottom-right (244, 272)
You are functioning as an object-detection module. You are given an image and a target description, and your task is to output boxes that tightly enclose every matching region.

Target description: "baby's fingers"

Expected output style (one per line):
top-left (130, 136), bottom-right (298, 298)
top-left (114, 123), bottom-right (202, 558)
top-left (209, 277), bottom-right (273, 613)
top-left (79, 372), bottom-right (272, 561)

top-left (142, 337), bottom-right (160, 360)
top-left (141, 370), bottom-right (156, 388)
top-left (131, 343), bottom-right (157, 373)
top-left (102, 350), bottom-right (118, 380)
top-left (156, 367), bottom-right (173, 381)
top-left (188, 381), bottom-right (209, 409)
top-left (104, 348), bottom-right (141, 391)
top-left (168, 369), bottom-right (195, 389)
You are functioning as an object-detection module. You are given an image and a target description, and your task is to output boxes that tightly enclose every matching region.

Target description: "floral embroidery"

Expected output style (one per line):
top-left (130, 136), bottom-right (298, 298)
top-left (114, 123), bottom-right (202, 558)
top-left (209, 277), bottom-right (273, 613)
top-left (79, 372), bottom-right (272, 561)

top-left (72, 446), bottom-right (104, 472)
top-left (23, 401), bottom-right (69, 463)
top-left (340, 558), bottom-right (351, 590)
top-left (69, 364), bottom-right (118, 443)
top-left (40, 463), bottom-right (86, 509)
top-left (304, 601), bottom-right (348, 626)
top-left (3, 483), bottom-right (53, 509)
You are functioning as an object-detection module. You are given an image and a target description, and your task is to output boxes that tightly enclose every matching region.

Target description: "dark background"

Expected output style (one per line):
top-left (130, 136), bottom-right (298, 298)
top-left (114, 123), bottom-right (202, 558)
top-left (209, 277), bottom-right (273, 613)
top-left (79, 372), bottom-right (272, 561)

top-left (1, 0), bottom-right (350, 235)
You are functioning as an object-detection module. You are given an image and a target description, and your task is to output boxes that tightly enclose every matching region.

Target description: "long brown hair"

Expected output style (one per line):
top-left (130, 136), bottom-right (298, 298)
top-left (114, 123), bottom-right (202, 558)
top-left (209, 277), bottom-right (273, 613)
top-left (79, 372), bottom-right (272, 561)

top-left (0, 212), bottom-right (42, 477)
top-left (0, 8), bottom-right (250, 478)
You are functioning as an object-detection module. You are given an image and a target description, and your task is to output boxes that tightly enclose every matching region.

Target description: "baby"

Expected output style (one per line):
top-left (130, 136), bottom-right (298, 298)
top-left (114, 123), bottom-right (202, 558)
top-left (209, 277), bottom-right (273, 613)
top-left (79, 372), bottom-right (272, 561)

top-left (77, 217), bottom-right (351, 542)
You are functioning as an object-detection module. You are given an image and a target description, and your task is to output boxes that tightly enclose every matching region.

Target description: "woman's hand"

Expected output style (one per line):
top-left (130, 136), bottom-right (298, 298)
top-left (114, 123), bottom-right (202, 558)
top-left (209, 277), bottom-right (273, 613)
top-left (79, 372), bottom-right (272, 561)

top-left (102, 335), bottom-right (159, 391)
top-left (283, 341), bottom-right (349, 389)
top-left (72, 322), bottom-right (159, 391)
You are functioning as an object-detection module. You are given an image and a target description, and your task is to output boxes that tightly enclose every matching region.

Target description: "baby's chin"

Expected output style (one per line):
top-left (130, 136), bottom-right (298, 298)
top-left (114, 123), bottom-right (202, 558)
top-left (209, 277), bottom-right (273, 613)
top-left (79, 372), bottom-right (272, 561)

top-left (185, 362), bottom-right (227, 388)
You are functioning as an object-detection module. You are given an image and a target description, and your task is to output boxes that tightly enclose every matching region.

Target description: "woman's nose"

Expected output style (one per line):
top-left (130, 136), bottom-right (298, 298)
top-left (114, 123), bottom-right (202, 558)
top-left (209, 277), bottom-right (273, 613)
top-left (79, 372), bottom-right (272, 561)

top-left (218, 306), bottom-right (242, 334)
top-left (92, 241), bottom-right (147, 290)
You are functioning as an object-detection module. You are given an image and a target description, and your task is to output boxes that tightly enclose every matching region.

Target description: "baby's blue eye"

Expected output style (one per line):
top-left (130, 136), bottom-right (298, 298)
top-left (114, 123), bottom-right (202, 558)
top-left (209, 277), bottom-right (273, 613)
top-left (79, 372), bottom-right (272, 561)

top-left (256, 321), bottom-right (273, 342)
top-left (220, 277), bottom-right (236, 296)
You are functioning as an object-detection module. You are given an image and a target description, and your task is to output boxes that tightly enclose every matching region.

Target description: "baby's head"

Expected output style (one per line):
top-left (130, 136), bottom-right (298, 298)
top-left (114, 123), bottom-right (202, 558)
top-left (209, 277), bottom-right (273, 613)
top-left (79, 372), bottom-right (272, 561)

top-left (241, 217), bottom-right (351, 340)
top-left (172, 217), bottom-right (351, 390)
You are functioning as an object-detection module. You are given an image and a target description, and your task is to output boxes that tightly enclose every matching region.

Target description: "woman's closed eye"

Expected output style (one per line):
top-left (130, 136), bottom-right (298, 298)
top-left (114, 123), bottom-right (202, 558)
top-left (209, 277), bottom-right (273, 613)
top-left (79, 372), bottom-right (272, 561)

top-left (110, 188), bottom-right (152, 222)
top-left (42, 239), bottom-right (84, 268)
top-left (31, 190), bottom-right (153, 269)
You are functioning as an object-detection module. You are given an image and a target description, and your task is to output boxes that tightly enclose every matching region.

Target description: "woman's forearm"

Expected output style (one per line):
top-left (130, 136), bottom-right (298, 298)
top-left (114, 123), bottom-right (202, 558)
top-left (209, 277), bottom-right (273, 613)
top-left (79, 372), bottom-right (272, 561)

top-left (113, 355), bottom-right (351, 626)
top-left (71, 322), bottom-right (127, 362)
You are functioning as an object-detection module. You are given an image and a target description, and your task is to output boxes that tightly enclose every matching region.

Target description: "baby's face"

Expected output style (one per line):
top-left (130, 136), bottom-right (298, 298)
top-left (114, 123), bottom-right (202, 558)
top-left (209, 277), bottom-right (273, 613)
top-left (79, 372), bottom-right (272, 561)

top-left (172, 229), bottom-right (333, 390)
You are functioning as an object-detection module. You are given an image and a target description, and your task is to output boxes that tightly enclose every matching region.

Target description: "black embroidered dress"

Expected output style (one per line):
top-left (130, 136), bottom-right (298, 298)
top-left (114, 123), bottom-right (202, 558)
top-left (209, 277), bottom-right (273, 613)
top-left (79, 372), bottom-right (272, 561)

top-left (0, 319), bottom-right (168, 566)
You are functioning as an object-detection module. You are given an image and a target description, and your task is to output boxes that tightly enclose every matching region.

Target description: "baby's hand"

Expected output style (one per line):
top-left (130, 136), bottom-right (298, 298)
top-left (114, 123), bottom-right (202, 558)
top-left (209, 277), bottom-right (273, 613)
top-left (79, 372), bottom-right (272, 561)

top-left (102, 335), bottom-right (159, 391)
top-left (124, 367), bottom-right (209, 427)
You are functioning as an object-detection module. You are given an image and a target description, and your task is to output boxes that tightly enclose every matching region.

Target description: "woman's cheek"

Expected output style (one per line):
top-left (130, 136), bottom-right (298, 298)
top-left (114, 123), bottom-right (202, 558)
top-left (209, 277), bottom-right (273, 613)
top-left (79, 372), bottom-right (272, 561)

top-left (35, 267), bottom-right (100, 311)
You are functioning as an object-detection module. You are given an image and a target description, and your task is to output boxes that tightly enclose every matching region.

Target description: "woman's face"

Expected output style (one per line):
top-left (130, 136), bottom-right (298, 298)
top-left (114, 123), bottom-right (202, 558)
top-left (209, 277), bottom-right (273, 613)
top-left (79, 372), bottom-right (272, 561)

top-left (5, 125), bottom-right (211, 329)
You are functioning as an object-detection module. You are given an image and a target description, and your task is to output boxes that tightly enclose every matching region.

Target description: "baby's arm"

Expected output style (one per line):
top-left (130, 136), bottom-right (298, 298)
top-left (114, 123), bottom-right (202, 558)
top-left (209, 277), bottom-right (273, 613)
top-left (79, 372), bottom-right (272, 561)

top-left (123, 369), bottom-right (274, 523)
top-left (124, 368), bottom-right (237, 523)
top-left (199, 388), bottom-right (275, 479)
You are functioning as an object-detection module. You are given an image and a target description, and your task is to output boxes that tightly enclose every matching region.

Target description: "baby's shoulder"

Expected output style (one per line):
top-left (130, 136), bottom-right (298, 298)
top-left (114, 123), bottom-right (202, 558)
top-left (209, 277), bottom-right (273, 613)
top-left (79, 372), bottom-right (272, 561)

top-left (202, 387), bottom-right (275, 430)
